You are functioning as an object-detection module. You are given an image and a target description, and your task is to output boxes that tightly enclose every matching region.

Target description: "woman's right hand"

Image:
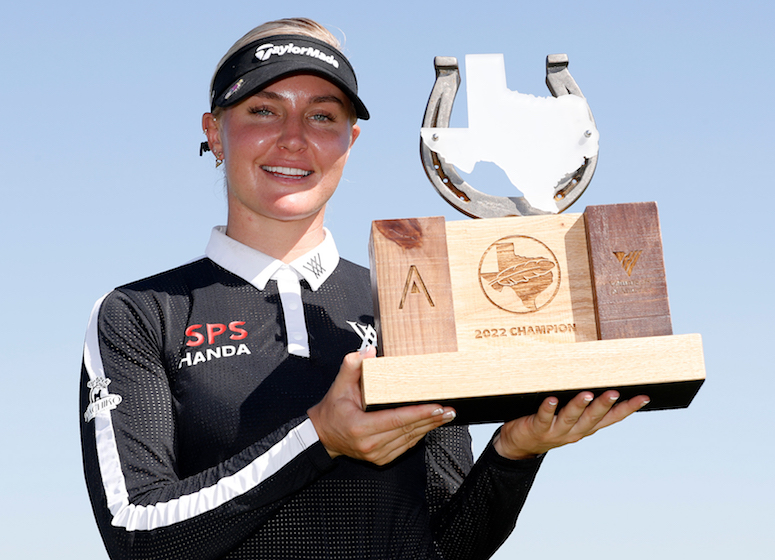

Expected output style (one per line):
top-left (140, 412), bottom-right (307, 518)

top-left (307, 347), bottom-right (457, 466)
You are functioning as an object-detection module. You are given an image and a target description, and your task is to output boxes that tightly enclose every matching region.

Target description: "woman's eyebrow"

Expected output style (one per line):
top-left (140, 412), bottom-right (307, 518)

top-left (253, 91), bottom-right (345, 108)
top-left (310, 95), bottom-right (345, 107)
top-left (253, 90), bottom-right (283, 101)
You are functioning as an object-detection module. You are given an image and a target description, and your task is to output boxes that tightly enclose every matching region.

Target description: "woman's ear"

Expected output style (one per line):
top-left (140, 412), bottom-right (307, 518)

top-left (202, 113), bottom-right (223, 158)
top-left (350, 123), bottom-right (361, 148)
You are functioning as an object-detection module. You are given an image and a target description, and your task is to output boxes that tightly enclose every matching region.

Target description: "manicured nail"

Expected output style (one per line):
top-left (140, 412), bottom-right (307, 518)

top-left (583, 394), bottom-right (594, 403)
top-left (443, 410), bottom-right (456, 421)
top-left (432, 408), bottom-right (445, 416)
top-left (359, 344), bottom-right (374, 356)
top-left (640, 399), bottom-right (651, 408)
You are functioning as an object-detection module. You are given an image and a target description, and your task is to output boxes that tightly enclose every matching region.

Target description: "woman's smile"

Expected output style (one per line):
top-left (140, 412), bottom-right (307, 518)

top-left (261, 165), bottom-right (314, 178)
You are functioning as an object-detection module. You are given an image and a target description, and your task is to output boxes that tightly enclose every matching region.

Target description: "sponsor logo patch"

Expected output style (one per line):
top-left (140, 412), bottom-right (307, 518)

top-left (254, 42), bottom-right (340, 68)
top-left (179, 320), bottom-right (251, 369)
top-left (84, 377), bottom-right (122, 422)
top-left (224, 78), bottom-right (245, 101)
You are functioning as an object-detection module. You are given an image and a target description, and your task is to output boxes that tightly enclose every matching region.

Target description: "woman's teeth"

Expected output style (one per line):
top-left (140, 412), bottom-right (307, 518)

top-left (262, 166), bottom-right (312, 177)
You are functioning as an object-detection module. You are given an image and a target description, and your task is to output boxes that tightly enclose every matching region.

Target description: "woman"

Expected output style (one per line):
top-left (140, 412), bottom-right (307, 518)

top-left (80, 18), bottom-right (648, 560)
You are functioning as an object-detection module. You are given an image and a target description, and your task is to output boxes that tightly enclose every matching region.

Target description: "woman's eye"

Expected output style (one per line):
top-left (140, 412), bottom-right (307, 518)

top-left (310, 112), bottom-right (334, 122)
top-left (248, 106), bottom-right (274, 116)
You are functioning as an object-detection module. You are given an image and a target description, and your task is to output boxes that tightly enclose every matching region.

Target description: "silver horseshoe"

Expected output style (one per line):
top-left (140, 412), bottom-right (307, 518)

top-left (420, 54), bottom-right (598, 219)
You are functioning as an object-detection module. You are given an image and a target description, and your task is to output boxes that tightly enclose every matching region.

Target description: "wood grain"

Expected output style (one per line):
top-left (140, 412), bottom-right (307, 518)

top-left (585, 202), bottom-right (672, 339)
top-left (445, 214), bottom-right (597, 351)
top-left (364, 208), bottom-right (704, 423)
top-left (369, 217), bottom-right (457, 356)
top-left (362, 334), bottom-right (705, 423)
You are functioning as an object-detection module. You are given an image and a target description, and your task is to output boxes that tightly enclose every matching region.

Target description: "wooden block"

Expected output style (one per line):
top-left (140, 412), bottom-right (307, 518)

top-left (584, 202), bottom-right (672, 339)
top-left (362, 334), bottom-right (705, 424)
top-left (364, 207), bottom-right (704, 423)
top-left (369, 217), bottom-right (457, 356)
top-left (445, 215), bottom-right (597, 350)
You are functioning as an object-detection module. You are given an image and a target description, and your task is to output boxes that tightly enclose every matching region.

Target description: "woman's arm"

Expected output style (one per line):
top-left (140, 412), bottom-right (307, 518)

top-left (80, 292), bottom-right (334, 560)
top-left (425, 426), bottom-right (543, 560)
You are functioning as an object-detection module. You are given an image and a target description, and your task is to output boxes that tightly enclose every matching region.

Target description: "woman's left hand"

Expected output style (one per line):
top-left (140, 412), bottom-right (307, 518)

top-left (494, 390), bottom-right (651, 460)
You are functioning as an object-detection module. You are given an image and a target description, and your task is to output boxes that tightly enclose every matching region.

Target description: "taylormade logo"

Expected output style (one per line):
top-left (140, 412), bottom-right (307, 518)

top-left (254, 42), bottom-right (340, 68)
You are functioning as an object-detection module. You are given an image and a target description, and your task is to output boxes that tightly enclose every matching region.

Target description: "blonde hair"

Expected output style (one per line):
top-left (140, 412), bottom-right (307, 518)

top-left (209, 18), bottom-right (342, 118)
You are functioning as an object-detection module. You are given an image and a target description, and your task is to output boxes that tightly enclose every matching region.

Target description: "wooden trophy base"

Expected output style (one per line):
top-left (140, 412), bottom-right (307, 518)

top-left (363, 202), bottom-right (705, 424)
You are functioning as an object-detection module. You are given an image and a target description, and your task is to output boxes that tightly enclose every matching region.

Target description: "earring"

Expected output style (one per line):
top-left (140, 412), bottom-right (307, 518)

top-left (215, 153), bottom-right (224, 168)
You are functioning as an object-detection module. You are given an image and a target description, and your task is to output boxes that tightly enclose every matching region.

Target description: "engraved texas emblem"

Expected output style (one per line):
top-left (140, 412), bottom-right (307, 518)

top-left (478, 235), bottom-right (561, 314)
top-left (613, 250), bottom-right (642, 277)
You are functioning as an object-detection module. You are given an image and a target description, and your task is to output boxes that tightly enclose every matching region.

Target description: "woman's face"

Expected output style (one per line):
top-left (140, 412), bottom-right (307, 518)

top-left (204, 74), bottom-right (360, 227)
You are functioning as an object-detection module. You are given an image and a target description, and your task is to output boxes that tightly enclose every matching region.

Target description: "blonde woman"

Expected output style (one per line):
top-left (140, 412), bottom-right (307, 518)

top-left (80, 18), bottom-right (648, 560)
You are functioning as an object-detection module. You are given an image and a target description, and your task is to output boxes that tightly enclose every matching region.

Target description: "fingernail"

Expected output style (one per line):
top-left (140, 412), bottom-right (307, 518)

top-left (583, 394), bottom-right (594, 403)
top-left (548, 398), bottom-right (558, 407)
top-left (432, 407), bottom-right (445, 416)
top-left (359, 344), bottom-right (373, 356)
top-left (443, 410), bottom-right (456, 421)
top-left (640, 399), bottom-right (651, 408)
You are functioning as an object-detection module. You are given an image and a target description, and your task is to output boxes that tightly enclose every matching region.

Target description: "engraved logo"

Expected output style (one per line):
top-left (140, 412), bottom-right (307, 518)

top-left (613, 250), bottom-right (642, 277)
top-left (478, 236), bottom-right (561, 314)
top-left (399, 265), bottom-right (435, 309)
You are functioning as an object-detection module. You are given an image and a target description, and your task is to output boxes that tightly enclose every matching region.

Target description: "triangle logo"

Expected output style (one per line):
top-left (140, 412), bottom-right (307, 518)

top-left (613, 250), bottom-right (642, 277)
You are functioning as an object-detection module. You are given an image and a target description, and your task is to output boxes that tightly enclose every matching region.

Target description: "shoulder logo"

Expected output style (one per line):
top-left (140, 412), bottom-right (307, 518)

top-left (478, 235), bottom-right (561, 314)
top-left (347, 321), bottom-right (378, 352)
top-left (84, 377), bottom-right (122, 422)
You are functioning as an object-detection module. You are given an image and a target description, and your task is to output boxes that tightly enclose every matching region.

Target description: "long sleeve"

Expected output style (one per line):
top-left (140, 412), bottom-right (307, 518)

top-left (80, 291), bottom-right (335, 560)
top-left (425, 426), bottom-right (543, 560)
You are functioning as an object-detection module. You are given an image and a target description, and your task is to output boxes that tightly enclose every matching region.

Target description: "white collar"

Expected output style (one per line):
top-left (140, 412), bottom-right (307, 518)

top-left (204, 226), bottom-right (340, 291)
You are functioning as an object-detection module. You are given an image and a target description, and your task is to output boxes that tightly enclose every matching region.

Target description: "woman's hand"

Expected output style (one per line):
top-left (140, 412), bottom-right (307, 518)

top-left (308, 347), bottom-right (457, 466)
top-left (494, 390), bottom-right (651, 460)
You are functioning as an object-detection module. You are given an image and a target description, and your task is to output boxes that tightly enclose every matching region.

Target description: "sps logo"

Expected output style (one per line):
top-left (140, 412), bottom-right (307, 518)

top-left (178, 321), bottom-right (251, 369)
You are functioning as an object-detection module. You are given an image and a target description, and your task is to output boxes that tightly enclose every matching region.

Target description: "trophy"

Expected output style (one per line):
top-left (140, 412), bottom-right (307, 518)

top-left (361, 53), bottom-right (705, 423)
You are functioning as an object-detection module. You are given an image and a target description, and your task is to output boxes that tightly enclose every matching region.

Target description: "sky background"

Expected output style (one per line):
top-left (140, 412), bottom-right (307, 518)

top-left (1, 1), bottom-right (773, 558)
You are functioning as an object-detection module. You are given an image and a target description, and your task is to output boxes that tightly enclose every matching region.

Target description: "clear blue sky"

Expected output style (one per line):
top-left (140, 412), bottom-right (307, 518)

top-left (1, 1), bottom-right (772, 558)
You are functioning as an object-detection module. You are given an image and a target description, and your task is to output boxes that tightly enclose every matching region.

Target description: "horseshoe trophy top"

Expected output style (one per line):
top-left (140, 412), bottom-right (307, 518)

top-left (420, 54), bottom-right (598, 218)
